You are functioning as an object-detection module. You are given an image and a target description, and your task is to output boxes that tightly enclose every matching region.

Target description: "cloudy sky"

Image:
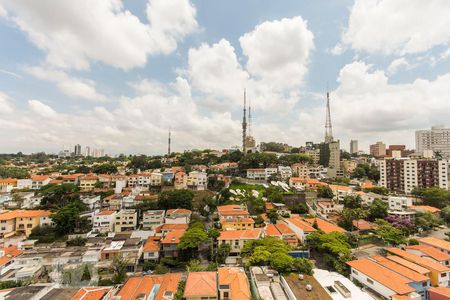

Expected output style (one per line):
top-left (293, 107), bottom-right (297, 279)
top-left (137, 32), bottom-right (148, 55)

top-left (1, 0), bottom-right (450, 155)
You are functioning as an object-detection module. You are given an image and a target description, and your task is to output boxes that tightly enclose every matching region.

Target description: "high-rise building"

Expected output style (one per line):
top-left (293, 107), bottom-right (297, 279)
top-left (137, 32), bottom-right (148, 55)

top-left (84, 146), bottom-right (90, 157)
top-left (416, 126), bottom-right (450, 158)
top-left (386, 145), bottom-right (406, 158)
top-left (350, 140), bottom-right (358, 154)
top-left (74, 144), bottom-right (81, 156)
top-left (379, 158), bottom-right (448, 194)
top-left (370, 141), bottom-right (386, 158)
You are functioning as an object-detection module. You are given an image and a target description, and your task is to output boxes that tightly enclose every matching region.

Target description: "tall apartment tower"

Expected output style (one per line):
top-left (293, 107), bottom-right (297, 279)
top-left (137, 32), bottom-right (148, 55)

top-left (416, 126), bottom-right (450, 158)
top-left (370, 141), bottom-right (386, 158)
top-left (74, 144), bottom-right (81, 156)
top-left (84, 146), bottom-right (90, 157)
top-left (350, 140), bottom-right (358, 154)
top-left (379, 158), bottom-right (448, 194)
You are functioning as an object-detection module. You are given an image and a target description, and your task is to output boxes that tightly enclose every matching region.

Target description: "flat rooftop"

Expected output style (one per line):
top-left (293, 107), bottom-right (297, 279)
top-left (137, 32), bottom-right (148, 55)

top-left (283, 273), bottom-right (332, 300)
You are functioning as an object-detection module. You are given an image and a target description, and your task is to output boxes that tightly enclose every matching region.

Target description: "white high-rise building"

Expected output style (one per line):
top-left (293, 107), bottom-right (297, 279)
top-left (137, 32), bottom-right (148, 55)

top-left (416, 126), bottom-right (450, 158)
top-left (350, 140), bottom-right (358, 154)
top-left (74, 144), bottom-right (81, 156)
top-left (84, 146), bottom-right (90, 157)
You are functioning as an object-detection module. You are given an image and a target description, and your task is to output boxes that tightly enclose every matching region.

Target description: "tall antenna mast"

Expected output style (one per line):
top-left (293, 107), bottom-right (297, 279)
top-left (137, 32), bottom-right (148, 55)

top-left (168, 127), bottom-right (171, 156)
top-left (242, 89), bottom-right (247, 154)
top-left (325, 84), bottom-right (333, 143)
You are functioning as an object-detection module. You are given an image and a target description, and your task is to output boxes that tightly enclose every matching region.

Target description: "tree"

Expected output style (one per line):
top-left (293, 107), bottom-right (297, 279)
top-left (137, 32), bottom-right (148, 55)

top-left (363, 186), bottom-right (389, 196)
top-left (158, 190), bottom-right (194, 210)
top-left (51, 200), bottom-right (89, 236)
top-left (111, 254), bottom-right (128, 284)
top-left (186, 259), bottom-right (204, 272)
top-left (11, 193), bottom-right (24, 208)
top-left (415, 212), bottom-right (442, 232)
top-left (214, 243), bottom-right (231, 264)
top-left (412, 187), bottom-right (450, 208)
top-left (81, 264), bottom-right (91, 282)
top-left (293, 258), bottom-right (314, 275)
top-left (307, 231), bottom-right (352, 274)
top-left (351, 164), bottom-right (380, 181)
top-left (317, 185), bottom-right (334, 199)
top-left (292, 203), bottom-right (309, 214)
top-left (248, 246), bottom-right (272, 266)
top-left (253, 215), bottom-right (265, 227)
top-left (278, 154), bottom-right (312, 166)
top-left (374, 219), bottom-right (407, 246)
top-left (241, 237), bottom-right (291, 258)
top-left (92, 163), bottom-right (117, 174)
top-left (270, 252), bottom-right (294, 273)
top-left (75, 165), bottom-right (91, 174)
top-left (178, 227), bottom-right (208, 259)
top-left (343, 195), bottom-right (362, 209)
top-left (368, 199), bottom-right (388, 221)
top-left (442, 205), bottom-right (450, 223)
top-left (66, 237), bottom-right (87, 246)
top-left (338, 208), bottom-right (367, 230)
top-left (154, 264), bottom-right (169, 274)
top-left (40, 183), bottom-right (80, 209)
top-left (266, 209), bottom-right (279, 224)
top-left (260, 142), bottom-right (285, 153)
top-left (239, 153), bottom-right (278, 169)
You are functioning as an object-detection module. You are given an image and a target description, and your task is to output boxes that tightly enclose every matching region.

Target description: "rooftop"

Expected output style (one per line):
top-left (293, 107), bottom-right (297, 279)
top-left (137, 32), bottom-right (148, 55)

top-left (347, 258), bottom-right (415, 295)
top-left (419, 237), bottom-right (450, 252)
top-left (218, 229), bottom-right (262, 240)
top-left (184, 272), bottom-right (217, 298)
top-left (406, 244), bottom-right (450, 262)
top-left (117, 273), bottom-right (181, 300)
top-left (386, 247), bottom-right (450, 272)
top-left (218, 267), bottom-right (251, 300)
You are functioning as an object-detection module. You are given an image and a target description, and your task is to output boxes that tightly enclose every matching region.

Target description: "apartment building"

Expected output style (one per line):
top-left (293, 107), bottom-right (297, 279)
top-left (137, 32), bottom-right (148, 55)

top-left (92, 210), bottom-right (116, 233)
top-left (277, 166), bottom-right (292, 180)
top-left (370, 141), bottom-right (386, 158)
top-left (114, 209), bottom-right (137, 232)
top-left (142, 210), bottom-right (165, 230)
top-left (187, 171), bottom-right (207, 191)
top-left (0, 210), bottom-right (53, 237)
top-left (79, 174), bottom-right (98, 192)
top-left (379, 158), bottom-right (448, 194)
top-left (291, 163), bottom-right (309, 179)
top-left (30, 175), bottom-right (51, 190)
top-left (416, 126), bottom-right (450, 158)
top-left (174, 171), bottom-right (188, 189)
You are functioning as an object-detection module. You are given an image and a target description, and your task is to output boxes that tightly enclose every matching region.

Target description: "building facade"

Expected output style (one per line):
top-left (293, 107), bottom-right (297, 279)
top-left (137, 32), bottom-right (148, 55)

top-left (416, 126), bottom-right (450, 158)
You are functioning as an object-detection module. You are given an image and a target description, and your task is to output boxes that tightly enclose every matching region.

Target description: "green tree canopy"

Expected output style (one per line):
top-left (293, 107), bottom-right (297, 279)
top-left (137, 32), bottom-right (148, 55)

top-left (374, 219), bottom-right (407, 246)
top-left (368, 199), bottom-right (388, 221)
top-left (158, 189), bottom-right (194, 210)
top-left (317, 185), bottom-right (334, 199)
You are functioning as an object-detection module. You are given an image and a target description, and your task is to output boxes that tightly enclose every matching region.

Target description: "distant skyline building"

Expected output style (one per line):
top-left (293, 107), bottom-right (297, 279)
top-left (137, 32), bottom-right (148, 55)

top-left (370, 141), bottom-right (386, 158)
top-left (416, 126), bottom-right (450, 158)
top-left (84, 146), bottom-right (90, 157)
top-left (350, 140), bottom-right (358, 154)
top-left (74, 144), bottom-right (81, 156)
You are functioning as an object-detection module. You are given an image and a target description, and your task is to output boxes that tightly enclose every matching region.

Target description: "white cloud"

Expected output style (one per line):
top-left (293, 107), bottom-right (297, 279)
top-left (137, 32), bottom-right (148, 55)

top-left (0, 92), bottom-right (14, 114)
top-left (28, 99), bottom-right (57, 118)
top-left (239, 17), bottom-right (314, 89)
top-left (387, 58), bottom-right (411, 75)
top-left (0, 0), bottom-right (198, 70)
top-left (341, 0), bottom-right (450, 55)
top-left (26, 66), bottom-right (107, 102)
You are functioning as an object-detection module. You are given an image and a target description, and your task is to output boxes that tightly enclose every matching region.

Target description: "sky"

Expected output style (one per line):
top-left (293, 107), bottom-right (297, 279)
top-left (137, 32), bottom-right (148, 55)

top-left (1, 0), bottom-right (450, 155)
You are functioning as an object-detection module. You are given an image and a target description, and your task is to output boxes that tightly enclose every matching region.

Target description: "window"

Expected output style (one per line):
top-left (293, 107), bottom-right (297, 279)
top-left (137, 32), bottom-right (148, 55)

top-left (366, 278), bottom-right (374, 285)
top-left (352, 269), bottom-right (358, 275)
top-left (441, 273), bottom-right (447, 278)
top-left (223, 292), bottom-right (229, 298)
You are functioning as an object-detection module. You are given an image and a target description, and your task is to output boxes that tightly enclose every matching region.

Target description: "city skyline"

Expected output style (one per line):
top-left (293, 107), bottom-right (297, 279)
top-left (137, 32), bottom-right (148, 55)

top-left (1, 1), bottom-right (450, 154)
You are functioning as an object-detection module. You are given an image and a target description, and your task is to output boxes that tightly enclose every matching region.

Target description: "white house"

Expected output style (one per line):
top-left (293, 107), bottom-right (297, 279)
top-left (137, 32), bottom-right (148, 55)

top-left (93, 210), bottom-right (116, 233)
top-left (187, 171), bottom-right (207, 191)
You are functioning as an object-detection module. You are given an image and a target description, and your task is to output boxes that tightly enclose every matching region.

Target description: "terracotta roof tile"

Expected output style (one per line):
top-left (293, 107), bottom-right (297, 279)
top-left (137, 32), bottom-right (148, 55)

top-left (304, 218), bottom-right (346, 233)
top-left (71, 287), bottom-right (111, 300)
top-left (184, 272), bottom-right (217, 298)
top-left (143, 238), bottom-right (160, 252)
top-left (386, 247), bottom-right (450, 272)
top-left (370, 256), bottom-right (429, 282)
top-left (347, 258), bottom-right (415, 295)
top-left (419, 237), bottom-right (450, 252)
top-left (161, 230), bottom-right (185, 244)
top-left (218, 267), bottom-right (251, 300)
top-left (264, 224), bottom-right (281, 237)
top-left (406, 245), bottom-right (450, 262)
top-left (218, 229), bottom-right (262, 240)
top-left (117, 274), bottom-right (181, 300)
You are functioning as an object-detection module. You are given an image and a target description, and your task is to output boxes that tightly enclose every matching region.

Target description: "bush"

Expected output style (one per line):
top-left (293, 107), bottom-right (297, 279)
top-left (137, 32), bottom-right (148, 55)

top-left (66, 237), bottom-right (87, 246)
top-left (142, 261), bottom-right (157, 272)
top-left (154, 264), bottom-right (169, 274)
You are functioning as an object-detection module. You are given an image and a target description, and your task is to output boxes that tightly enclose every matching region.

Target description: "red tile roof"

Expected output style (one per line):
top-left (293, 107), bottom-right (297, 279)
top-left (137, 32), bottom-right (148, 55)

top-left (117, 274), bottom-right (181, 300)
top-left (143, 238), bottom-right (160, 252)
top-left (218, 229), bottom-right (262, 240)
top-left (71, 287), bottom-right (111, 300)
top-left (406, 245), bottom-right (450, 262)
top-left (305, 218), bottom-right (346, 233)
top-left (386, 247), bottom-right (450, 272)
top-left (184, 272), bottom-right (217, 298)
top-left (347, 258), bottom-right (415, 295)
top-left (218, 267), bottom-right (251, 300)
top-left (161, 230), bottom-right (186, 244)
